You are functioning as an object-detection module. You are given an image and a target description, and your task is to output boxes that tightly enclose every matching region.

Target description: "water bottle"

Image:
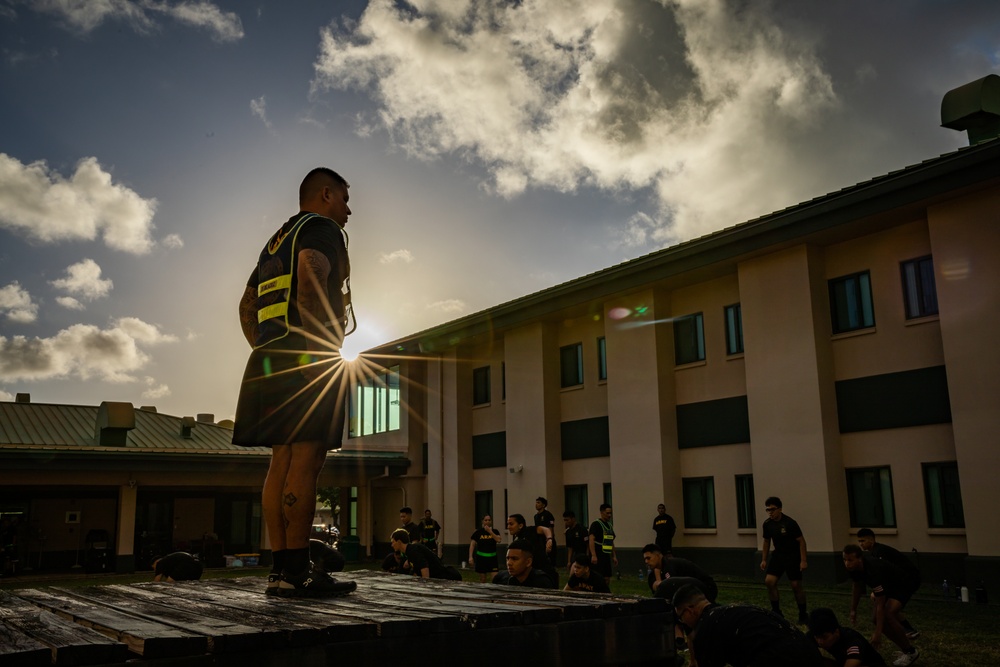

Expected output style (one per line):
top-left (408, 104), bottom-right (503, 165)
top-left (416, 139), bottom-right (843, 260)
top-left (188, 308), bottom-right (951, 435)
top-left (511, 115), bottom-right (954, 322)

top-left (638, 567), bottom-right (644, 580)
top-left (942, 579), bottom-right (950, 599)
top-left (961, 586), bottom-right (970, 603)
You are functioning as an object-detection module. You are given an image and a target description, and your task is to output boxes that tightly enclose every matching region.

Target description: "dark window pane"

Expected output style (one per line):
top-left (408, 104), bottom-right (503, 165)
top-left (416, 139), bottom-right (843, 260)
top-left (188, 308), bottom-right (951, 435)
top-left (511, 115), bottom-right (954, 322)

top-left (923, 462), bottom-right (965, 528)
top-left (682, 477), bottom-right (716, 528)
top-left (735, 474), bottom-right (755, 529)
top-left (473, 365), bottom-right (491, 405)
top-left (846, 467), bottom-right (896, 528)
top-left (725, 304), bottom-right (744, 355)
top-left (674, 313), bottom-right (705, 365)
top-left (597, 337), bottom-right (607, 381)
top-left (830, 271), bottom-right (876, 334)
top-left (902, 256), bottom-right (939, 319)
top-left (560, 343), bottom-right (584, 387)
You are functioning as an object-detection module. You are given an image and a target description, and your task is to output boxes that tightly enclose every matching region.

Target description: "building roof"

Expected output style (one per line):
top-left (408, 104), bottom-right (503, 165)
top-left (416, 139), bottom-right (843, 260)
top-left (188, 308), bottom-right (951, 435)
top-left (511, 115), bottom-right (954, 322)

top-left (369, 137), bottom-right (1000, 355)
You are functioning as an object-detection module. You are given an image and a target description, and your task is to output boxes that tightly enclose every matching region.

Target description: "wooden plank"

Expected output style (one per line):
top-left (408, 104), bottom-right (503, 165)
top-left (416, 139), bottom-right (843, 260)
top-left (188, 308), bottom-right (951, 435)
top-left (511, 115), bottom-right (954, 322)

top-left (12, 587), bottom-right (207, 660)
top-left (50, 585), bottom-right (282, 655)
top-left (0, 592), bottom-right (129, 666)
top-left (128, 581), bottom-right (365, 645)
top-left (0, 620), bottom-right (50, 667)
top-left (208, 576), bottom-right (467, 637)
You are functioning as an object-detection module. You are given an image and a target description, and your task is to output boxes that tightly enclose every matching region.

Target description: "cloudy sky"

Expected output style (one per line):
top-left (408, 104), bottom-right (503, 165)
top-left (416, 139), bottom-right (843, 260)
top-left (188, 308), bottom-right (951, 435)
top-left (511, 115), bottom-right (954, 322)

top-left (0, 0), bottom-right (997, 420)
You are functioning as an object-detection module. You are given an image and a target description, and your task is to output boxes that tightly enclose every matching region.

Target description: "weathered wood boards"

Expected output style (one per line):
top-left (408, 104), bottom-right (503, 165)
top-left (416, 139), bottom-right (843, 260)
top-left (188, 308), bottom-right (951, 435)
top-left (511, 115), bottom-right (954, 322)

top-left (1, 570), bottom-right (672, 666)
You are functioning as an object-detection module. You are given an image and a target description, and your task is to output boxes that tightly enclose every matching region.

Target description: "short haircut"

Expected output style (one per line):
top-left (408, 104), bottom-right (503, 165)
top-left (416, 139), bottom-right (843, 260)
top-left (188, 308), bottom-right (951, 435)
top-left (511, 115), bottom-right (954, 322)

top-left (508, 513), bottom-right (526, 527)
top-left (507, 539), bottom-right (533, 558)
top-left (599, 503), bottom-right (611, 512)
top-left (399, 507), bottom-right (412, 514)
top-left (672, 583), bottom-right (706, 609)
top-left (764, 496), bottom-right (782, 508)
top-left (807, 607), bottom-right (841, 636)
top-left (424, 509), bottom-right (431, 513)
top-left (563, 510), bottom-right (576, 518)
top-left (657, 503), bottom-right (666, 509)
top-left (857, 528), bottom-right (876, 539)
top-left (642, 543), bottom-right (662, 555)
top-left (572, 553), bottom-right (591, 568)
top-left (843, 543), bottom-right (863, 557)
top-left (390, 528), bottom-right (410, 544)
top-left (299, 167), bottom-right (348, 204)
top-left (536, 497), bottom-right (547, 505)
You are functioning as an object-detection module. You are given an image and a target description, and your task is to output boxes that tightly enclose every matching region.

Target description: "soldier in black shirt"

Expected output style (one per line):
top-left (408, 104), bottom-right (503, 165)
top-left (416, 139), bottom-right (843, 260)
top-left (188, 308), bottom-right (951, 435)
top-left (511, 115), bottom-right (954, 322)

top-left (564, 554), bottom-right (611, 593)
top-left (642, 543), bottom-right (717, 601)
top-left (760, 496), bottom-right (809, 623)
top-left (506, 513), bottom-right (556, 587)
top-left (153, 552), bottom-right (203, 582)
top-left (419, 509), bottom-right (442, 554)
top-left (399, 507), bottom-right (422, 545)
top-left (468, 514), bottom-right (501, 582)
top-left (492, 539), bottom-right (556, 589)
top-left (808, 607), bottom-right (886, 666)
top-left (673, 584), bottom-right (824, 667)
top-left (652, 503), bottom-right (677, 555)
top-left (563, 510), bottom-right (590, 569)
top-left (843, 544), bottom-right (919, 665)
top-left (857, 528), bottom-right (920, 639)
top-left (533, 497), bottom-right (557, 568)
top-left (588, 504), bottom-right (617, 586)
top-left (390, 529), bottom-right (461, 580)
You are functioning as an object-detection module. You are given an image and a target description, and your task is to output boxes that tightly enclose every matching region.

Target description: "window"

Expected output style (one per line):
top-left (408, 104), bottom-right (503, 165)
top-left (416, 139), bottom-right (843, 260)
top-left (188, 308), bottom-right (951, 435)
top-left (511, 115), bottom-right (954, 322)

top-left (475, 490), bottom-right (494, 523)
top-left (923, 462), bottom-right (965, 528)
top-left (682, 477), bottom-right (716, 528)
top-left (603, 482), bottom-right (613, 507)
top-left (473, 365), bottom-right (491, 405)
top-left (901, 256), bottom-right (939, 319)
top-left (735, 474), bottom-right (756, 529)
top-left (349, 364), bottom-right (400, 437)
top-left (564, 484), bottom-right (589, 526)
top-left (501, 362), bottom-right (506, 400)
top-left (674, 313), bottom-right (705, 365)
top-left (724, 304), bottom-right (744, 355)
top-left (597, 337), bottom-right (607, 381)
top-left (830, 271), bottom-right (875, 334)
top-left (846, 467), bottom-right (896, 528)
top-left (560, 343), bottom-right (583, 388)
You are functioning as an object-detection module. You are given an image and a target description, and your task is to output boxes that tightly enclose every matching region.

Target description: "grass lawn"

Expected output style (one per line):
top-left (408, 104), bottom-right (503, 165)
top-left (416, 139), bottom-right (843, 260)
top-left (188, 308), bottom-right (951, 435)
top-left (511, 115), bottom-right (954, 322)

top-left (3, 565), bottom-right (998, 666)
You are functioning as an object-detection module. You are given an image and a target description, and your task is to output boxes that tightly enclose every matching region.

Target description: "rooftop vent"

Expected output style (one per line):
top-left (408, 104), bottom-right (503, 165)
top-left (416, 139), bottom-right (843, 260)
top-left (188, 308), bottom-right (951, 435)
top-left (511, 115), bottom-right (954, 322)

top-left (942, 74), bottom-right (1000, 145)
top-left (15, 393), bottom-right (30, 403)
top-left (180, 416), bottom-right (197, 439)
top-left (196, 413), bottom-right (215, 424)
top-left (138, 405), bottom-right (158, 413)
top-left (95, 401), bottom-right (135, 446)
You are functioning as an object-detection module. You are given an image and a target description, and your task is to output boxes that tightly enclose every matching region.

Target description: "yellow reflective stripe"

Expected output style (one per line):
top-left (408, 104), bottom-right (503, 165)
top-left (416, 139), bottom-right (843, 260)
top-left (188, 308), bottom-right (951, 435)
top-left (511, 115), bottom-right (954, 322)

top-left (257, 302), bottom-right (288, 323)
top-left (258, 274), bottom-right (292, 297)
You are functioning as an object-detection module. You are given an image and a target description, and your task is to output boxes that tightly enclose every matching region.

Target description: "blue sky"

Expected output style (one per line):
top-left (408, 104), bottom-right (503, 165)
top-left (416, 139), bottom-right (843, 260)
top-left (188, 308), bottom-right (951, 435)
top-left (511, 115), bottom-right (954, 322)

top-left (0, 0), bottom-right (997, 420)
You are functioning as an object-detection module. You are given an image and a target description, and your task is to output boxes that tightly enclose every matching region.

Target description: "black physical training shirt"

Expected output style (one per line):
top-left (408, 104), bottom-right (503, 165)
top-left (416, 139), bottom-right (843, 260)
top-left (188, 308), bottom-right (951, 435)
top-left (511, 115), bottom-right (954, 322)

top-left (827, 626), bottom-right (887, 666)
top-left (470, 528), bottom-right (500, 555)
top-left (564, 524), bottom-right (589, 554)
top-left (762, 514), bottom-right (803, 557)
top-left (567, 571), bottom-right (610, 593)
top-left (492, 568), bottom-right (556, 589)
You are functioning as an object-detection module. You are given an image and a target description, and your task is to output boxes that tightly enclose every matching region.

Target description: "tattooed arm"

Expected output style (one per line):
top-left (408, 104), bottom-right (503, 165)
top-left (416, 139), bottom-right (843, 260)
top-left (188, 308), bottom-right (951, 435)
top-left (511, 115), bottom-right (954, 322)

top-left (238, 284), bottom-right (258, 347)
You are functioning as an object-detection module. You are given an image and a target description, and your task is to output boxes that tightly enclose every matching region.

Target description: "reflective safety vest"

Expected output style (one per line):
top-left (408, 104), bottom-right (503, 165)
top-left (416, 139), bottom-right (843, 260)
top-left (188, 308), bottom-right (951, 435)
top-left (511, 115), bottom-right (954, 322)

top-left (597, 520), bottom-right (615, 554)
top-left (254, 213), bottom-right (351, 348)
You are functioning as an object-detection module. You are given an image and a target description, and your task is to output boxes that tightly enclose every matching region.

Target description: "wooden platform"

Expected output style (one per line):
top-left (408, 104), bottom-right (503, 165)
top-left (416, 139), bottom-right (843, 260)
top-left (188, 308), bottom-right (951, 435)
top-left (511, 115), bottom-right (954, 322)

top-left (0, 571), bottom-right (674, 666)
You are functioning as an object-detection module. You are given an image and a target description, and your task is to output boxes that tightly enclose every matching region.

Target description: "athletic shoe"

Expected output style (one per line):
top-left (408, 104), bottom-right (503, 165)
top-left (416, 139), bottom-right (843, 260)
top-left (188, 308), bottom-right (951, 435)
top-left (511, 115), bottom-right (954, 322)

top-left (906, 629), bottom-right (921, 640)
top-left (265, 572), bottom-right (281, 596)
top-left (892, 648), bottom-right (920, 666)
top-left (277, 568), bottom-right (356, 598)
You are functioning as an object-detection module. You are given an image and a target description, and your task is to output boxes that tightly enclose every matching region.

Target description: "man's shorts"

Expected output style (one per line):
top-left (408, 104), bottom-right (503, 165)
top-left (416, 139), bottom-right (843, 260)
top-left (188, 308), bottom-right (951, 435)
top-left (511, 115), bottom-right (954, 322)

top-left (233, 337), bottom-right (346, 449)
top-left (765, 554), bottom-right (803, 581)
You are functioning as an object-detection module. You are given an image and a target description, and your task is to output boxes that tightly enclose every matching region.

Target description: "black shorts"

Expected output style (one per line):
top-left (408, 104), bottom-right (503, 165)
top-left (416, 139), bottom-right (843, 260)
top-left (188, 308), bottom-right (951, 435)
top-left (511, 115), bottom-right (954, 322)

top-left (232, 338), bottom-right (347, 448)
top-left (593, 553), bottom-right (613, 578)
top-left (884, 585), bottom-right (915, 607)
top-left (766, 554), bottom-right (803, 581)
top-left (473, 553), bottom-right (499, 573)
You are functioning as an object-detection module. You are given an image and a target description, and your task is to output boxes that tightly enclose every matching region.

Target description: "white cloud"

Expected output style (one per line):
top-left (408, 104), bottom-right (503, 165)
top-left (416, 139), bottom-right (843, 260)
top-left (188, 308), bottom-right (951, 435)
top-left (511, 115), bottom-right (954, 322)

top-left (250, 95), bottom-right (272, 129)
top-left (0, 317), bottom-right (177, 383)
top-left (0, 154), bottom-right (157, 253)
top-left (141, 376), bottom-right (171, 399)
top-left (55, 296), bottom-right (85, 310)
top-left (161, 233), bottom-right (184, 249)
top-left (379, 249), bottom-right (414, 264)
top-left (30, 0), bottom-right (243, 42)
top-left (0, 281), bottom-right (38, 323)
top-left (427, 299), bottom-right (466, 315)
top-left (0, 390), bottom-right (14, 401)
top-left (313, 0), bottom-right (840, 243)
top-left (50, 259), bottom-right (114, 301)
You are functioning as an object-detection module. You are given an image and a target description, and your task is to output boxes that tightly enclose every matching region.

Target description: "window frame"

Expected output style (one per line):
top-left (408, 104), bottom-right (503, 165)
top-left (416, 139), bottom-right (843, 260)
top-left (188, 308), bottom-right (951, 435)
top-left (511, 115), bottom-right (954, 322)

top-left (901, 255), bottom-right (939, 320)
top-left (735, 474), bottom-right (756, 529)
top-left (349, 364), bottom-right (400, 437)
top-left (674, 312), bottom-right (706, 365)
top-left (560, 342), bottom-right (584, 388)
top-left (829, 270), bottom-right (875, 334)
top-left (922, 461), bottom-right (965, 528)
top-left (846, 466), bottom-right (897, 528)
top-left (724, 303), bottom-right (744, 355)
top-left (472, 365), bottom-right (491, 406)
top-left (682, 476), bottom-right (716, 529)
top-left (597, 336), bottom-right (607, 381)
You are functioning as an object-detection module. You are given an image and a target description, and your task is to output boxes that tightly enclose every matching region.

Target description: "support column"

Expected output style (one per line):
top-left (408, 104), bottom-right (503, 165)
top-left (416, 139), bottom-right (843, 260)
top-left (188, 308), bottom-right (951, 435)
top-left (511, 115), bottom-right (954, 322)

top-left (739, 244), bottom-right (848, 580)
top-left (440, 349), bottom-right (474, 557)
top-left (504, 323), bottom-right (562, 519)
top-left (605, 288), bottom-right (680, 550)
top-left (115, 484), bottom-right (137, 573)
